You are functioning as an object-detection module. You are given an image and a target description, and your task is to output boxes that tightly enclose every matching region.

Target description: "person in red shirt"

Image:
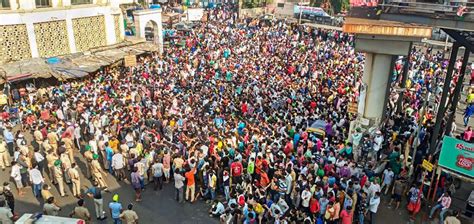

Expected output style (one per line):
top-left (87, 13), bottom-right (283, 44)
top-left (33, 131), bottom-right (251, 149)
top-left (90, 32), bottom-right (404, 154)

top-left (40, 108), bottom-right (50, 121)
top-left (309, 194), bottom-right (320, 216)
top-left (340, 206), bottom-right (354, 224)
top-left (185, 166), bottom-right (196, 203)
top-left (230, 159), bottom-right (243, 184)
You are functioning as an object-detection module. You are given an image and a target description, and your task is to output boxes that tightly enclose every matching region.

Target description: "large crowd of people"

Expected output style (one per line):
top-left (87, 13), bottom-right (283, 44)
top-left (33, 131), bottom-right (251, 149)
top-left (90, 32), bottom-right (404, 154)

top-left (0, 4), bottom-right (470, 224)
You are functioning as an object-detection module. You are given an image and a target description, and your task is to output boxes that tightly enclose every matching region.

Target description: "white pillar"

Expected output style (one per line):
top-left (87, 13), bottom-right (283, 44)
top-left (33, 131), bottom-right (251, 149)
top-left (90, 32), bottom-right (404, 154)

top-left (51, 0), bottom-right (60, 8)
top-left (361, 53), bottom-right (392, 123)
top-left (65, 19), bottom-right (77, 53)
top-left (19, 0), bottom-right (35, 10)
top-left (156, 13), bottom-right (163, 54)
top-left (63, 0), bottom-right (72, 7)
top-left (9, 0), bottom-right (18, 10)
top-left (25, 22), bottom-right (39, 58)
top-left (104, 13), bottom-right (116, 45)
top-left (110, 0), bottom-right (120, 8)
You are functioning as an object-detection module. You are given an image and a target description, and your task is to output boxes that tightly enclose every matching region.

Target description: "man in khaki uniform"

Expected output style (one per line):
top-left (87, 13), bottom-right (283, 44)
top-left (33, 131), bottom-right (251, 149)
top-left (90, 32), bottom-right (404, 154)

top-left (0, 139), bottom-right (11, 170)
top-left (91, 154), bottom-right (108, 190)
top-left (68, 163), bottom-right (81, 198)
top-left (69, 199), bottom-right (91, 223)
top-left (42, 139), bottom-right (53, 155)
top-left (53, 160), bottom-right (66, 197)
top-left (62, 134), bottom-right (75, 163)
top-left (119, 203), bottom-right (139, 224)
top-left (45, 150), bottom-right (58, 184)
top-left (34, 126), bottom-right (44, 149)
top-left (83, 145), bottom-right (94, 179)
top-left (60, 152), bottom-right (72, 183)
top-left (47, 130), bottom-right (59, 151)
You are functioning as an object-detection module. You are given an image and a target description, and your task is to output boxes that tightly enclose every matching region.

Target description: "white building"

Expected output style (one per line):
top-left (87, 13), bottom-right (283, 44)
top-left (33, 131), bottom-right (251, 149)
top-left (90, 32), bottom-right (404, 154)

top-left (0, 0), bottom-right (138, 64)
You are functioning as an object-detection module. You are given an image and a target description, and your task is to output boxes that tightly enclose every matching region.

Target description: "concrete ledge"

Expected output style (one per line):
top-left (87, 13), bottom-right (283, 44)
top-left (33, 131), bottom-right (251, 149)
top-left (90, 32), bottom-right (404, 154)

top-left (355, 37), bottom-right (412, 56)
top-left (343, 17), bottom-right (432, 38)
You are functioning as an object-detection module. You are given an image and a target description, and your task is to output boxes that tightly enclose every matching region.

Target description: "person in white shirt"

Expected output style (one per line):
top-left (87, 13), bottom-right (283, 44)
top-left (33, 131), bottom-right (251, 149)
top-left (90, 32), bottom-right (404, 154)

top-left (33, 148), bottom-right (45, 173)
top-left (368, 192), bottom-right (381, 224)
top-left (111, 152), bottom-right (126, 181)
top-left (29, 164), bottom-right (44, 198)
top-left (381, 168), bottom-right (394, 194)
top-left (368, 178), bottom-right (381, 199)
top-left (372, 131), bottom-right (384, 161)
top-left (301, 186), bottom-right (312, 211)
top-left (10, 161), bottom-right (24, 196)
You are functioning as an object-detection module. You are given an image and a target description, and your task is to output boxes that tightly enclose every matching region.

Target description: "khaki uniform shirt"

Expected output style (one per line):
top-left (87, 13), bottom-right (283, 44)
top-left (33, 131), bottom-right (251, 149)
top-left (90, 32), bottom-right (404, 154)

top-left (34, 130), bottom-right (44, 142)
top-left (72, 206), bottom-right (90, 222)
top-left (47, 132), bottom-right (59, 145)
top-left (120, 210), bottom-right (138, 224)
top-left (0, 142), bottom-right (7, 153)
top-left (68, 167), bottom-right (80, 181)
top-left (46, 153), bottom-right (58, 167)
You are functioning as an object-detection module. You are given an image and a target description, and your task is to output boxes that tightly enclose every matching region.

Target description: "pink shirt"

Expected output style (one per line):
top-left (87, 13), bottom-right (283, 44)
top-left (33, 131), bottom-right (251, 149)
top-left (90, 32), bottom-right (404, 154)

top-left (163, 154), bottom-right (171, 169)
top-left (439, 195), bottom-right (451, 209)
top-left (464, 130), bottom-right (473, 141)
top-left (340, 210), bottom-right (353, 224)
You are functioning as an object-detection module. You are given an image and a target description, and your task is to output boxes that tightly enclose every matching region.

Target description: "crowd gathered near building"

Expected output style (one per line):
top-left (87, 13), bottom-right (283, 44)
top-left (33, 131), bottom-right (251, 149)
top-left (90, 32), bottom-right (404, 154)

top-left (0, 5), bottom-right (472, 224)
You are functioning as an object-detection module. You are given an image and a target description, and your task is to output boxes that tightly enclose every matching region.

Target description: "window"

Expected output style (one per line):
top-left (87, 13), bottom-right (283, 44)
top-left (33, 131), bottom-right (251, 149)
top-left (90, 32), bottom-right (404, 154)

top-left (1, 0), bottom-right (10, 9)
top-left (71, 0), bottom-right (92, 5)
top-left (35, 0), bottom-right (51, 7)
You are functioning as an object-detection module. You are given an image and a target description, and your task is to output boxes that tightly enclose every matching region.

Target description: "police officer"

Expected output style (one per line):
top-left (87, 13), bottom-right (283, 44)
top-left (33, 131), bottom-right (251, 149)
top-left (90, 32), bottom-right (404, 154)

top-left (53, 160), bottom-right (66, 197)
top-left (91, 154), bottom-right (108, 191)
top-left (0, 138), bottom-right (11, 171)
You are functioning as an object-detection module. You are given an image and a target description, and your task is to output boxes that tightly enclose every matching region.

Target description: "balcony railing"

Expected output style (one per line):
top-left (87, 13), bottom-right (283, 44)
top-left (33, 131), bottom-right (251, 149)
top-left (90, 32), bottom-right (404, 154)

top-left (378, 0), bottom-right (474, 20)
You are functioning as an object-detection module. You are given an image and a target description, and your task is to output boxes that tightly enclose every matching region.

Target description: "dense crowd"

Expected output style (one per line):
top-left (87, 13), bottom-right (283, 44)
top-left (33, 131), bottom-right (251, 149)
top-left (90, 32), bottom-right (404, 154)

top-left (0, 5), bottom-right (471, 224)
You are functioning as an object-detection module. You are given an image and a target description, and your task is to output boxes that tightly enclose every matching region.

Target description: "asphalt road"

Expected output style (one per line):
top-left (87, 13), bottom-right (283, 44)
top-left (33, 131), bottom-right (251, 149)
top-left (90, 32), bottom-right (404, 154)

top-left (2, 138), bottom-right (217, 224)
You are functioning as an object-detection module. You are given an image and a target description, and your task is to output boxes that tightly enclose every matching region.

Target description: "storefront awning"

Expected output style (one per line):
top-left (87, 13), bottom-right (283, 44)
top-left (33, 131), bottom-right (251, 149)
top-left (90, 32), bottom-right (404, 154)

top-left (0, 42), bottom-right (159, 84)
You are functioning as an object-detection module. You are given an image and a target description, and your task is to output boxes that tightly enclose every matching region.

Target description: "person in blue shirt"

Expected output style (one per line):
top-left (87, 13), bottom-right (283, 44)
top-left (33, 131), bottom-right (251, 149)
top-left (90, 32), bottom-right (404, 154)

top-left (293, 132), bottom-right (300, 149)
top-left (243, 204), bottom-right (257, 224)
top-left (109, 194), bottom-right (123, 224)
top-left (209, 200), bottom-right (225, 217)
top-left (464, 103), bottom-right (474, 126)
top-left (3, 128), bottom-right (14, 155)
top-left (105, 143), bottom-right (114, 174)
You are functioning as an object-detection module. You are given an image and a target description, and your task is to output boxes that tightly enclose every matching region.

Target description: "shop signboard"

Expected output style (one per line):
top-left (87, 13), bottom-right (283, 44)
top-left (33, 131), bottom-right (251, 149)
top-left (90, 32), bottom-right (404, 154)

top-left (439, 136), bottom-right (473, 178)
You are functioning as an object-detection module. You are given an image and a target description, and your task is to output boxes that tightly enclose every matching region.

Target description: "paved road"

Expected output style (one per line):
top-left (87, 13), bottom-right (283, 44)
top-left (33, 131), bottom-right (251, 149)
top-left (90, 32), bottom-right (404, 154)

top-left (4, 167), bottom-right (218, 224)
top-left (1, 130), bottom-right (217, 224)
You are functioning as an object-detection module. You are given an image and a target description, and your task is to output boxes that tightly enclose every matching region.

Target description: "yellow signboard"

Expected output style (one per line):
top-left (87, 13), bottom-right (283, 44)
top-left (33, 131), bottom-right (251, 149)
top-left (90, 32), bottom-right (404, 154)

top-left (124, 55), bottom-right (137, 67)
top-left (422, 159), bottom-right (433, 172)
top-left (348, 102), bottom-right (358, 114)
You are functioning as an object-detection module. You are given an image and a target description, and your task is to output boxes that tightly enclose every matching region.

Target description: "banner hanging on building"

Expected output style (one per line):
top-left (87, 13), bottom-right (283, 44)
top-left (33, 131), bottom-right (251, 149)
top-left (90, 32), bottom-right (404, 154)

top-left (439, 136), bottom-right (473, 178)
top-left (293, 5), bottom-right (330, 17)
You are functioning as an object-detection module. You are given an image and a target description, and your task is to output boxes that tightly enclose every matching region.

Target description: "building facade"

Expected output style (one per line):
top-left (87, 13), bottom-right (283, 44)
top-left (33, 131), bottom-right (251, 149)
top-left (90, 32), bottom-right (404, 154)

top-left (0, 0), bottom-right (130, 64)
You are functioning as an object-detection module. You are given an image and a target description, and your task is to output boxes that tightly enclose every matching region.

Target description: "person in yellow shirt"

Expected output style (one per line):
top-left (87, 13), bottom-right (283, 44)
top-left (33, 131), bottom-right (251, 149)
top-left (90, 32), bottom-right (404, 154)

top-left (108, 137), bottom-right (119, 153)
top-left (467, 89), bottom-right (474, 104)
